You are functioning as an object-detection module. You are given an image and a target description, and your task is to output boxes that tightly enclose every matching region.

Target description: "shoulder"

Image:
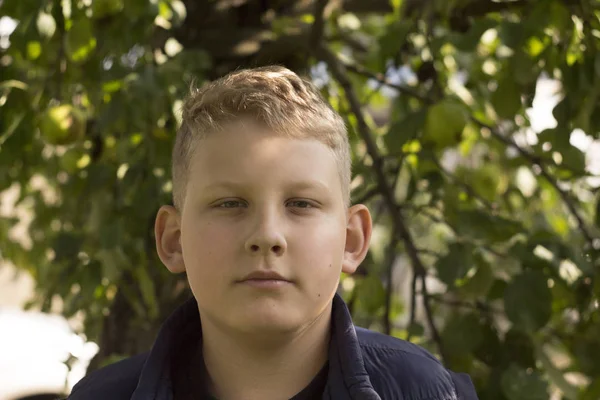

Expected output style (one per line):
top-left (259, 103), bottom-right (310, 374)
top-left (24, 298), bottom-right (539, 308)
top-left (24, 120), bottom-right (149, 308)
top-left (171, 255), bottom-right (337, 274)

top-left (356, 327), bottom-right (475, 400)
top-left (68, 352), bottom-right (149, 400)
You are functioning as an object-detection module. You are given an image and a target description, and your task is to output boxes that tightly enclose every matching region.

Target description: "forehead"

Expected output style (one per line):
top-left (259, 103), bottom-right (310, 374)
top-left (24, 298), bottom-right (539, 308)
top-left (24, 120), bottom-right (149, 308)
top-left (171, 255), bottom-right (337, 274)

top-left (187, 123), bottom-right (342, 193)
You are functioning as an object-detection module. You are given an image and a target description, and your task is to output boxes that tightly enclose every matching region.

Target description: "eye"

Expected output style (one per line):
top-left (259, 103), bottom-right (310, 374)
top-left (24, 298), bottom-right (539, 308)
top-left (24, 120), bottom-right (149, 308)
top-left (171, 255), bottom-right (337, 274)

top-left (217, 200), bottom-right (246, 208)
top-left (287, 200), bottom-right (314, 209)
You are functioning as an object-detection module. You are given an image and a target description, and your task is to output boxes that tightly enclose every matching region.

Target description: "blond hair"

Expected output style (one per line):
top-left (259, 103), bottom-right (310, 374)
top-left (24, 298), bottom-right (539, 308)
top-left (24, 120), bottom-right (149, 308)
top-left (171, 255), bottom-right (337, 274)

top-left (172, 65), bottom-right (351, 210)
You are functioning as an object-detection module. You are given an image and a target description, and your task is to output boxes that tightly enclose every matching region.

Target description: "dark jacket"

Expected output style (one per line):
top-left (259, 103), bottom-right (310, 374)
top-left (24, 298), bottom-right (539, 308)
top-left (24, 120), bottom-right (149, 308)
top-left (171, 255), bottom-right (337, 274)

top-left (68, 294), bottom-right (478, 399)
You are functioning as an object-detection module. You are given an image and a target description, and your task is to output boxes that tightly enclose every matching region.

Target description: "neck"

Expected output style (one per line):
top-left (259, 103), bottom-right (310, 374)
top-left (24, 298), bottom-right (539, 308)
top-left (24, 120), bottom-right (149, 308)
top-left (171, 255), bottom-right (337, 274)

top-left (200, 303), bottom-right (332, 400)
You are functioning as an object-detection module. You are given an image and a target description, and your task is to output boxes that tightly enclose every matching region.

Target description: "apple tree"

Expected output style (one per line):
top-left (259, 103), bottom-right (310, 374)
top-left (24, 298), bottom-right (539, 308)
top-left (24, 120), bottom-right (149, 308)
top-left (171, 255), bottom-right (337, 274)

top-left (1, 0), bottom-right (600, 398)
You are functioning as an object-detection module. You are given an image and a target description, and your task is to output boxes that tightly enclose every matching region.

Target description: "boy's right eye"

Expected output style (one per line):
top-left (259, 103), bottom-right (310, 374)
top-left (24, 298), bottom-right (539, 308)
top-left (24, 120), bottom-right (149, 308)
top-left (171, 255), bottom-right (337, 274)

top-left (217, 200), bottom-right (246, 208)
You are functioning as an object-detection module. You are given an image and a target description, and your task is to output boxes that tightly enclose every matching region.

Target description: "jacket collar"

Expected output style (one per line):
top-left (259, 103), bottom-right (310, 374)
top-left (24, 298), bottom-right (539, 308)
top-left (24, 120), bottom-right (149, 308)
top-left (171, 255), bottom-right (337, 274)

top-left (131, 293), bottom-right (380, 400)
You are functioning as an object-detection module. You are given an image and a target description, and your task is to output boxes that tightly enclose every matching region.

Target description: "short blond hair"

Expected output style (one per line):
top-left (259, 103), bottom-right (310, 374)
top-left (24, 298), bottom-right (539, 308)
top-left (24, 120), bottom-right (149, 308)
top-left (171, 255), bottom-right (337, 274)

top-left (172, 65), bottom-right (351, 210)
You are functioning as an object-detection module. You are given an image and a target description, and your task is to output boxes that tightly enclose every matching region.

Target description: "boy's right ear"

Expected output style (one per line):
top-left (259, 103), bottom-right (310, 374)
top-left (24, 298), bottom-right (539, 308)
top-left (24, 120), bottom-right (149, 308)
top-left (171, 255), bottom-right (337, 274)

top-left (155, 205), bottom-right (186, 273)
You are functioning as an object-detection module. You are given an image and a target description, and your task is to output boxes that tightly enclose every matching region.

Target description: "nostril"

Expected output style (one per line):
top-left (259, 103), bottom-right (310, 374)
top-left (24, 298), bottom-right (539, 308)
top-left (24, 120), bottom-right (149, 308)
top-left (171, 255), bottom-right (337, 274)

top-left (272, 245), bottom-right (281, 253)
top-left (251, 245), bottom-right (259, 252)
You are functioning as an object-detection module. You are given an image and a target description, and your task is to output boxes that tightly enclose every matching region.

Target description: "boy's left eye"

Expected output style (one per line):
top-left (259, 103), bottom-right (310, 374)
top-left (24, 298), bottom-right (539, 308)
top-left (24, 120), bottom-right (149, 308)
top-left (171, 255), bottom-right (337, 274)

top-left (287, 200), bottom-right (313, 208)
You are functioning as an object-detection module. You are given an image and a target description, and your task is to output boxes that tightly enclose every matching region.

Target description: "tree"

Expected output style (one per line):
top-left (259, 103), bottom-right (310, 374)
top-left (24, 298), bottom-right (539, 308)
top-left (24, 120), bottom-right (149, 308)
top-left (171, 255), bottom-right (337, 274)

top-left (2, 0), bottom-right (600, 398)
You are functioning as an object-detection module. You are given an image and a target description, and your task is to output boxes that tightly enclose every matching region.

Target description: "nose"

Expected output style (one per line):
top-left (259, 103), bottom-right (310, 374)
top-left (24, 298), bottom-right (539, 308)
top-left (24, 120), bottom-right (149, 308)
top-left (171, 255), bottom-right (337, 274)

top-left (244, 209), bottom-right (287, 256)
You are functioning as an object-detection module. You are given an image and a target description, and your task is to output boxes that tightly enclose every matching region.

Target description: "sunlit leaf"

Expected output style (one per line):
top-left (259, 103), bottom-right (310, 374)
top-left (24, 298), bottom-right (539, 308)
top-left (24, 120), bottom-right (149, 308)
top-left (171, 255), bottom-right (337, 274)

top-left (504, 270), bottom-right (552, 332)
top-left (500, 364), bottom-right (549, 400)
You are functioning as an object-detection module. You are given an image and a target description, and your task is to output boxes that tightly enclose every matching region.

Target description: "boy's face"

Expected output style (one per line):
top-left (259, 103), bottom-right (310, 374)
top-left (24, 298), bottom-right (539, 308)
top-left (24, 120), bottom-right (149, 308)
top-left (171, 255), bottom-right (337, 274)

top-left (156, 121), bottom-right (371, 335)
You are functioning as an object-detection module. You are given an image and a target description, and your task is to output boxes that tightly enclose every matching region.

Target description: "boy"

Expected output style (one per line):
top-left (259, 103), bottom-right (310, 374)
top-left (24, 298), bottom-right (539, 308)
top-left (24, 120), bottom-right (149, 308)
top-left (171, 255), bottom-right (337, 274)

top-left (69, 66), bottom-right (478, 399)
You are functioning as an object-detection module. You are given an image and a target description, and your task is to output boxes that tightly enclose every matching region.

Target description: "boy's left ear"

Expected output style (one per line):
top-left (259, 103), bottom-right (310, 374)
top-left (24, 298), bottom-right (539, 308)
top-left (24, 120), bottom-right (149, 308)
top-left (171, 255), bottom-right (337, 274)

top-left (342, 204), bottom-right (372, 274)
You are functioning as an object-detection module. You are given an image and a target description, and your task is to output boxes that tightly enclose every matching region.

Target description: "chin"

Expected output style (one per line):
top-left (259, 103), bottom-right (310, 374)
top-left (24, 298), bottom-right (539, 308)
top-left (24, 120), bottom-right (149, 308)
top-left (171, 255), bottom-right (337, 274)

top-left (234, 309), bottom-right (302, 335)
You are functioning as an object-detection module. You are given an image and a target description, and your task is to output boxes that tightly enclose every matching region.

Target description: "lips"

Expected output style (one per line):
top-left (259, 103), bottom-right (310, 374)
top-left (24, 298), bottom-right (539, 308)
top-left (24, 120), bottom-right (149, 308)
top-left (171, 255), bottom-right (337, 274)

top-left (240, 270), bottom-right (289, 282)
top-left (237, 270), bottom-right (292, 289)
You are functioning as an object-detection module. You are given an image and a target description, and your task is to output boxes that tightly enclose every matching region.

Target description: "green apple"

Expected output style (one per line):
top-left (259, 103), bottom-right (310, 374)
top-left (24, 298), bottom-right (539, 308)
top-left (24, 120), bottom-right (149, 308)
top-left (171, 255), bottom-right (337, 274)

top-left (422, 101), bottom-right (468, 149)
top-left (59, 147), bottom-right (84, 173)
top-left (92, 0), bottom-right (124, 19)
top-left (39, 105), bottom-right (86, 145)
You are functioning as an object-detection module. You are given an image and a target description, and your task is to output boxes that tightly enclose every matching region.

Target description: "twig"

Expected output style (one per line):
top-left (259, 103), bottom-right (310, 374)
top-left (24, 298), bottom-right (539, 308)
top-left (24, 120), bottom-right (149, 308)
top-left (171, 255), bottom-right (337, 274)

top-left (473, 117), bottom-right (595, 248)
top-left (406, 271), bottom-right (418, 342)
top-left (353, 186), bottom-right (380, 205)
top-left (338, 51), bottom-right (593, 247)
top-left (318, 46), bottom-right (427, 277)
top-left (310, 0), bottom-right (329, 47)
top-left (411, 205), bottom-right (510, 259)
top-left (429, 155), bottom-right (498, 211)
top-left (429, 294), bottom-right (503, 314)
top-left (383, 226), bottom-right (399, 335)
top-left (52, 0), bottom-right (66, 102)
top-left (420, 275), bottom-right (446, 363)
top-left (416, 248), bottom-right (442, 258)
top-left (343, 62), bottom-right (431, 104)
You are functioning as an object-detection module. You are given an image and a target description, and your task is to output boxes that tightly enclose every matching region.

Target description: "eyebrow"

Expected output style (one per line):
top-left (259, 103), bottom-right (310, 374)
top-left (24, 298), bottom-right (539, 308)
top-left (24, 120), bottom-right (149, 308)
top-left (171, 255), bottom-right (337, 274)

top-left (202, 180), bottom-right (330, 193)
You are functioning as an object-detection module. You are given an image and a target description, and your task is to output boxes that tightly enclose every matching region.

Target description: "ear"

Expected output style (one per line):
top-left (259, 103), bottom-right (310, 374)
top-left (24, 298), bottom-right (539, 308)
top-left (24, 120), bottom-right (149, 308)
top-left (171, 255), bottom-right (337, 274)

top-left (342, 204), bottom-right (372, 274)
top-left (155, 205), bottom-right (186, 273)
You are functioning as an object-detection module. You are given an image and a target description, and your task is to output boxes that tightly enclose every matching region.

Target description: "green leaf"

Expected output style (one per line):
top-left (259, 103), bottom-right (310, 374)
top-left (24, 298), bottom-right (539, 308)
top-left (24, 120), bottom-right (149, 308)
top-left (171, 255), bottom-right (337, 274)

top-left (535, 344), bottom-right (578, 400)
top-left (92, 0), bottom-right (124, 19)
top-left (580, 379), bottom-right (600, 400)
top-left (473, 323), bottom-right (503, 367)
top-left (511, 51), bottom-right (537, 85)
top-left (488, 279), bottom-right (508, 301)
top-left (499, 21), bottom-right (528, 49)
top-left (357, 275), bottom-right (386, 314)
top-left (435, 242), bottom-right (473, 286)
top-left (595, 195), bottom-right (600, 229)
top-left (504, 270), bottom-right (552, 332)
top-left (500, 364), bottom-right (549, 400)
top-left (449, 209), bottom-right (522, 243)
top-left (442, 313), bottom-right (483, 355)
top-left (492, 73), bottom-right (521, 119)
top-left (450, 18), bottom-right (498, 52)
top-left (457, 256), bottom-right (494, 299)
top-left (65, 17), bottom-right (97, 62)
top-left (53, 232), bottom-right (83, 262)
top-left (379, 20), bottom-right (412, 62)
top-left (537, 128), bottom-right (570, 149)
top-left (407, 321), bottom-right (424, 337)
top-left (136, 266), bottom-right (159, 319)
top-left (559, 145), bottom-right (586, 174)
top-left (384, 109), bottom-right (426, 153)
top-left (504, 329), bottom-right (536, 368)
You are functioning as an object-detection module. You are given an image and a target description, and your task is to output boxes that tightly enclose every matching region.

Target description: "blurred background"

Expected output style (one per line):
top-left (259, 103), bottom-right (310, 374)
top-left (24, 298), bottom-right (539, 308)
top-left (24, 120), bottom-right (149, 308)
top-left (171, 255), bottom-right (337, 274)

top-left (1, 0), bottom-right (600, 399)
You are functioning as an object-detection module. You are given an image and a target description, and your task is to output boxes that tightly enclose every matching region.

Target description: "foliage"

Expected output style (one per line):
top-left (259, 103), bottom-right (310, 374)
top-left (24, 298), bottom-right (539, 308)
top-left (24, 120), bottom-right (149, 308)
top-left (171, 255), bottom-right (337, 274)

top-left (2, 0), bottom-right (600, 398)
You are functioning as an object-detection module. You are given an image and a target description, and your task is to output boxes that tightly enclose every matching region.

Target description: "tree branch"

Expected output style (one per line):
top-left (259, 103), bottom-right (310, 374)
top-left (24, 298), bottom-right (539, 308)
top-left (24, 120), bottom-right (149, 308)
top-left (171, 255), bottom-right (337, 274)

top-left (314, 42), bottom-right (446, 360)
top-left (429, 156), bottom-right (498, 211)
top-left (353, 186), bottom-right (381, 205)
top-left (429, 294), bottom-right (503, 314)
top-left (406, 270), bottom-right (418, 342)
top-left (52, 0), bottom-right (67, 102)
top-left (383, 226), bottom-right (399, 335)
top-left (310, 0), bottom-right (329, 48)
top-left (342, 62), bottom-right (431, 104)
top-left (416, 247), bottom-right (442, 258)
top-left (420, 275), bottom-right (446, 363)
top-left (459, 0), bottom-right (531, 17)
top-left (473, 117), bottom-right (596, 248)
top-left (410, 205), bottom-right (510, 259)
top-left (344, 60), bottom-right (594, 248)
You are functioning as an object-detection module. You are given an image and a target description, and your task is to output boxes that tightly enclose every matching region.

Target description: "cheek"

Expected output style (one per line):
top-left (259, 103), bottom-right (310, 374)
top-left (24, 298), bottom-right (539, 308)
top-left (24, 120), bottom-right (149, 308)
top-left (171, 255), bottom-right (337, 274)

top-left (293, 219), bottom-right (346, 274)
top-left (181, 219), bottom-right (237, 282)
